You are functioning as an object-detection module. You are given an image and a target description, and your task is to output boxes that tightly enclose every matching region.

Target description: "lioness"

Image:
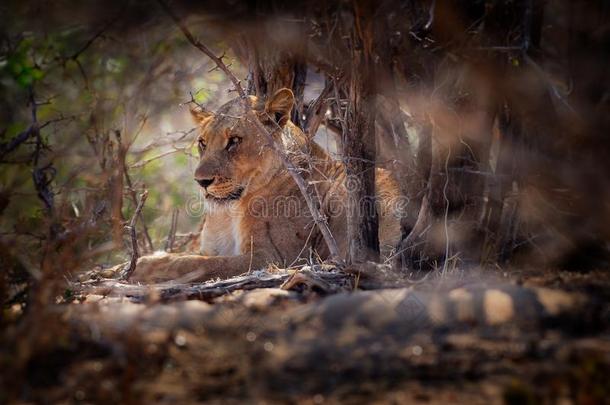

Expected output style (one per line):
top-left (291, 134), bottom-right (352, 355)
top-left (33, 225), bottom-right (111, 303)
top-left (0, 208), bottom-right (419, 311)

top-left (129, 88), bottom-right (407, 282)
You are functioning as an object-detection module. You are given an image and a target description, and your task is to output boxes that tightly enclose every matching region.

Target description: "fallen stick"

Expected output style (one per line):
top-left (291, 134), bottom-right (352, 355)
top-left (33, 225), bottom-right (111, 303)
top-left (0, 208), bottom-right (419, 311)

top-left (78, 268), bottom-right (354, 302)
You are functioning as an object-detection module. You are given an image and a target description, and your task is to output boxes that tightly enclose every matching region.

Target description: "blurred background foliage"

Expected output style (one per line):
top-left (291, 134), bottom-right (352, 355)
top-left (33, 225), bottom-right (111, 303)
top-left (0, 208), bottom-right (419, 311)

top-left (0, 1), bottom-right (247, 302)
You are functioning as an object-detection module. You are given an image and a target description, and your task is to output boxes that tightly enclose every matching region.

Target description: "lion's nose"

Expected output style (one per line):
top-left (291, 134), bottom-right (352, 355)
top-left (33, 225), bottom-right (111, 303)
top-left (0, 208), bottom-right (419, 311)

top-left (196, 177), bottom-right (215, 189)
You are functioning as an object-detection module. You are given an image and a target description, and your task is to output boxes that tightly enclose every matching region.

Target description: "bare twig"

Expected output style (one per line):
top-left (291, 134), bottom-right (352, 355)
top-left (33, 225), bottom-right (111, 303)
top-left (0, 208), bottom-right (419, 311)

top-left (424, 0), bottom-right (437, 31)
top-left (130, 145), bottom-right (196, 168)
top-left (69, 21), bottom-right (112, 61)
top-left (120, 190), bottom-right (148, 280)
top-left (116, 128), bottom-right (154, 252)
top-left (304, 79), bottom-right (335, 139)
top-left (157, 0), bottom-right (342, 262)
top-left (523, 55), bottom-right (575, 112)
top-left (0, 127), bottom-right (34, 160)
top-left (28, 87), bottom-right (56, 214)
top-left (165, 207), bottom-right (179, 252)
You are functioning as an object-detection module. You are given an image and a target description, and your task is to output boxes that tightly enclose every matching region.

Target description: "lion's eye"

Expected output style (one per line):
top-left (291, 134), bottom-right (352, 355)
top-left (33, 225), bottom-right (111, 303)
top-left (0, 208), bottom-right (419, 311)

top-left (226, 136), bottom-right (241, 152)
top-left (198, 139), bottom-right (207, 152)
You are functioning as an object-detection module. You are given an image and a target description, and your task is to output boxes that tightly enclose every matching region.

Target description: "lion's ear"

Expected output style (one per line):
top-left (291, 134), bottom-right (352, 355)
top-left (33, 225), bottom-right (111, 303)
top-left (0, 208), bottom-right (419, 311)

top-left (265, 88), bottom-right (294, 127)
top-left (190, 106), bottom-right (214, 127)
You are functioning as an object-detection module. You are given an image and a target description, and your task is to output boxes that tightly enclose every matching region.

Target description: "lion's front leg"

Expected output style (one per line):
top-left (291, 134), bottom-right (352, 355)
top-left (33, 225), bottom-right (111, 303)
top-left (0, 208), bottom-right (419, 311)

top-left (128, 252), bottom-right (261, 283)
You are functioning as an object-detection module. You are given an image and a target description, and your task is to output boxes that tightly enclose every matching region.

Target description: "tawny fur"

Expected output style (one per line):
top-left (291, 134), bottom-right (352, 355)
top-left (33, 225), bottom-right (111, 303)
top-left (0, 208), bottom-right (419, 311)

top-left (130, 89), bottom-right (407, 282)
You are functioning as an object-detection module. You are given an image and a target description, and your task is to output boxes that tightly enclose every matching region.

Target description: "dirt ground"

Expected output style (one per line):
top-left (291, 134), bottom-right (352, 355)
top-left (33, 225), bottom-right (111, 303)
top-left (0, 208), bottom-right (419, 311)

top-left (2, 268), bottom-right (609, 404)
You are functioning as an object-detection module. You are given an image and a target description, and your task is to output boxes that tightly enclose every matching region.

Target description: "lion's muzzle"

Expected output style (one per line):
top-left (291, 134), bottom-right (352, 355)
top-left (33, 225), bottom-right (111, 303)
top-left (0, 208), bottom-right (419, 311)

top-left (197, 176), bottom-right (244, 202)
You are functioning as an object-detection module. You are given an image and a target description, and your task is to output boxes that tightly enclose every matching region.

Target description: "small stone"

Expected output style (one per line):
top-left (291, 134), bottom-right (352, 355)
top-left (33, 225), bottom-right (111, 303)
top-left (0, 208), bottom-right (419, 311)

top-left (174, 334), bottom-right (187, 346)
top-left (412, 345), bottom-right (423, 356)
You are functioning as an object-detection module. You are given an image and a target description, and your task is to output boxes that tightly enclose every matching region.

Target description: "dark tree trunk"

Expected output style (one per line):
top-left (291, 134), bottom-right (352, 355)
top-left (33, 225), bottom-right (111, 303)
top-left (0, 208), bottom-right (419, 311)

top-left (395, 62), bottom-right (496, 271)
top-left (233, 2), bottom-right (308, 127)
top-left (245, 47), bottom-right (307, 127)
top-left (344, 5), bottom-right (379, 264)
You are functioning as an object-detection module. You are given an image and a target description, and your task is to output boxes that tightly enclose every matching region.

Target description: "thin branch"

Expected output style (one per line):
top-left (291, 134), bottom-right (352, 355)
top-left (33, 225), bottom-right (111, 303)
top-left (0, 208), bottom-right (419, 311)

top-left (523, 55), bottom-right (575, 112)
top-left (165, 207), bottom-right (179, 252)
top-left (130, 148), bottom-right (183, 168)
top-left (157, 0), bottom-right (342, 262)
top-left (0, 127), bottom-right (33, 159)
top-left (0, 115), bottom-right (78, 160)
top-left (304, 79), bottom-right (334, 139)
top-left (123, 170), bottom-right (154, 252)
top-left (120, 190), bottom-right (148, 280)
top-left (29, 87), bottom-right (55, 214)
top-left (114, 127), bottom-right (154, 252)
top-left (156, 0), bottom-right (244, 98)
top-left (424, 0), bottom-right (437, 31)
top-left (70, 21), bottom-right (112, 61)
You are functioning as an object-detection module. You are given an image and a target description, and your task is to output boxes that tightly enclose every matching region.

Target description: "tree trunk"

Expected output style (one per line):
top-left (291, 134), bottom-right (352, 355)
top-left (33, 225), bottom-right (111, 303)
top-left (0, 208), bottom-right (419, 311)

top-left (344, 5), bottom-right (379, 264)
top-left (245, 47), bottom-right (307, 126)
top-left (233, 2), bottom-right (308, 125)
top-left (396, 63), bottom-right (496, 271)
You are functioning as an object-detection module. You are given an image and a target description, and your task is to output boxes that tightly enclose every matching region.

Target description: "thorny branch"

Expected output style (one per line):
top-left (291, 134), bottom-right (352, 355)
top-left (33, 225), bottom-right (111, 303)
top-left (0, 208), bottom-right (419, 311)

top-left (122, 165), bottom-right (154, 251)
top-left (114, 127), bottom-right (155, 252)
top-left (28, 87), bottom-right (56, 214)
top-left (157, 0), bottom-right (342, 262)
top-left (120, 190), bottom-right (148, 280)
top-left (165, 207), bottom-right (179, 252)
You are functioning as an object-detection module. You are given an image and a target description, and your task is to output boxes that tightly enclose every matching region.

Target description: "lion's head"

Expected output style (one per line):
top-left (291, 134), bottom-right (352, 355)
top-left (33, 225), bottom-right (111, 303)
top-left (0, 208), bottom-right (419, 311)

top-left (190, 88), bottom-right (296, 204)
